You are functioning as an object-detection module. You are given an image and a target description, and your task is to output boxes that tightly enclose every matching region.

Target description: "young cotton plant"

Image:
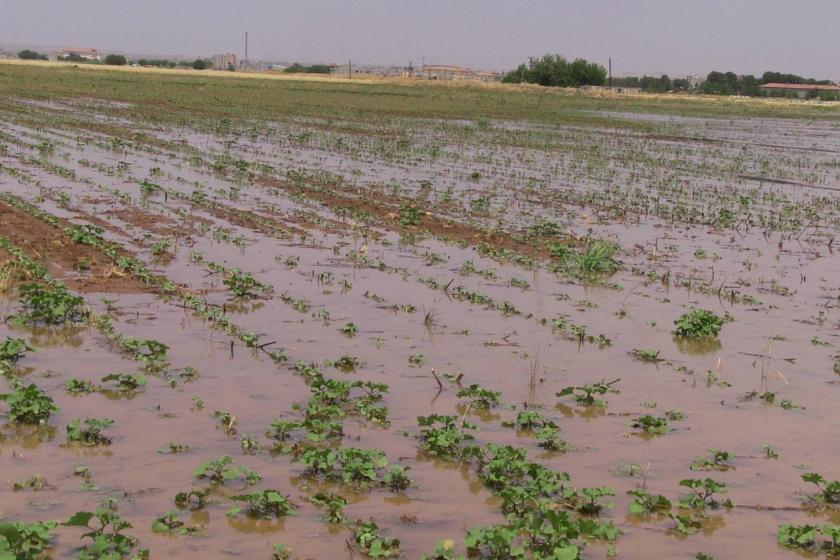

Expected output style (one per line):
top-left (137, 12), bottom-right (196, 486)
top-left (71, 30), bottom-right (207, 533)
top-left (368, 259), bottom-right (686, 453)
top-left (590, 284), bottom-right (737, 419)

top-left (0, 382), bottom-right (59, 424)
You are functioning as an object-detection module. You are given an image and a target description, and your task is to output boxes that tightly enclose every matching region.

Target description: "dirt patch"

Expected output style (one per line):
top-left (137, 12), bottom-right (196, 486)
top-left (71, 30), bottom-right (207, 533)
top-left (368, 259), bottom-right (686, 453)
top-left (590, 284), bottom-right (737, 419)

top-left (256, 174), bottom-right (568, 259)
top-left (109, 207), bottom-right (183, 236)
top-left (0, 201), bottom-right (151, 294)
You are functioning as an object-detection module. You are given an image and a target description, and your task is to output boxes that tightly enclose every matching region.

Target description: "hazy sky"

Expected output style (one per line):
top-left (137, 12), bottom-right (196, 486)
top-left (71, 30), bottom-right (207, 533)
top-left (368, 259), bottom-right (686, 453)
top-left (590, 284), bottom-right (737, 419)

top-left (2, 0), bottom-right (839, 78)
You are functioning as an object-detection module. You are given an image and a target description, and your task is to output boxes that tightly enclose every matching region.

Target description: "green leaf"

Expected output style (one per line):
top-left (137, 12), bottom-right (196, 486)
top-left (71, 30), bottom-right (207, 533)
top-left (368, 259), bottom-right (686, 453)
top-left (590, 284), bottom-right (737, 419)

top-left (64, 511), bottom-right (95, 527)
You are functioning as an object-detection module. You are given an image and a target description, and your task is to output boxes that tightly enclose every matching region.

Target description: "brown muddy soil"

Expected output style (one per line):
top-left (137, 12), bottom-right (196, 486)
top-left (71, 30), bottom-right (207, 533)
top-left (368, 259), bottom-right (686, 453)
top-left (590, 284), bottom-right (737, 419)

top-left (0, 201), bottom-right (149, 294)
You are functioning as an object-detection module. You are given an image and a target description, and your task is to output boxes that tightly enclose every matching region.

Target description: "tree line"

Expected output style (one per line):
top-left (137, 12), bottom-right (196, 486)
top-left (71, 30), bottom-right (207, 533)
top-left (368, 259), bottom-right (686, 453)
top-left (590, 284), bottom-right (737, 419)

top-left (18, 49), bottom-right (212, 70)
top-left (699, 71), bottom-right (833, 97)
top-left (283, 63), bottom-right (332, 74)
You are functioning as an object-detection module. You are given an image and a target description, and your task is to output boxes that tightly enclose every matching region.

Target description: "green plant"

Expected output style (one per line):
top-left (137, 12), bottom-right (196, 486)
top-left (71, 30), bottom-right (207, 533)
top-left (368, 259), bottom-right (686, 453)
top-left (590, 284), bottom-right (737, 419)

top-left (383, 465), bottom-right (413, 492)
top-left (229, 490), bottom-right (296, 518)
top-left (100, 373), bottom-right (146, 392)
top-left (778, 523), bottom-right (840, 555)
top-left (0, 337), bottom-right (33, 363)
top-left (630, 415), bottom-right (669, 435)
top-left (194, 455), bottom-right (261, 485)
top-left (565, 240), bottom-right (620, 277)
top-left (536, 425), bottom-right (569, 452)
top-left (152, 511), bottom-right (194, 535)
top-left (0, 520), bottom-right (57, 560)
top-left (66, 418), bottom-right (114, 446)
top-left (309, 492), bottom-right (347, 523)
top-left (627, 490), bottom-right (672, 514)
top-left (673, 309), bottom-right (724, 338)
top-left (273, 544), bottom-right (293, 560)
top-left (408, 353), bottom-right (426, 367)
top-left (568, 486), bottom-right (615, 516)
top-left (421, 540), bottom-right (464, 560)
top-left (174, 488), bottom-right (211, 509)
top-left (678, 478), bottom-right (732, 510)
top-left (63, 507), bottom-right (147, 560)
top-left (240, 433), bottom-right (260, 454)
top-left (0, 382), bottom-right (59, 424)
top-left (299, 447), bottom-right (391, 486)
top-left (631, 348), bottom-right (662, 362)
top-left (352, 520), bottom-right (402, 558)
top-left (66, 378), bottom-right (95, 394)
top-left (557, 379), bottom-right (619, 407)
top-left (691, 449), bottom-right (734, 471)
top-left (399, 204), bottom-right (422, 228)
top-left (802, 473), bottom-right (840, 505)
top-left (456, 384), bottom-right (501, 408)
top-left (18, 282), bottom-right (87, 324)
top-left (503, 410), bottom-right (553, 431)
top-left (223, 269), bottom-right (261, 297)
top-left (150, 239), bottom-right (170, 256)
top-left (117, 337), bottom-right (169, 370)
top-left (417, 415), bottom-right (476, 458)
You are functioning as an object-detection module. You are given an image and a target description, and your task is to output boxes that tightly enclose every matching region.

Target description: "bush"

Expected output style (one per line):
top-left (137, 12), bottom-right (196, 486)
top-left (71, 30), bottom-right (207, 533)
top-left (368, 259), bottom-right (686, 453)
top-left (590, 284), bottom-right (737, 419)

top-left (104, 54), bottom-right (127, 66)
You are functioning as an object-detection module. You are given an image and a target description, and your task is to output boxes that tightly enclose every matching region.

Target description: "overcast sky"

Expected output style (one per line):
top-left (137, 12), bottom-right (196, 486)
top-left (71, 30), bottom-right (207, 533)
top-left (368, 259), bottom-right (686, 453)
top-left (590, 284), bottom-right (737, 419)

top-left (2, 0), bottom-right (838, 78)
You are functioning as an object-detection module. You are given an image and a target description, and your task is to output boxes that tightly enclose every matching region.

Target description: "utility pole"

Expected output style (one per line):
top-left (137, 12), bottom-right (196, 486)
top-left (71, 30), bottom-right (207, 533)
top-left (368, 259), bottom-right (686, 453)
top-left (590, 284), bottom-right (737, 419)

top-left (348, 59), bottom-right (351, 79)
top-left (244, 31), bottom-right (249, 67)
top-left (608, 57), bottom-right (612, 91)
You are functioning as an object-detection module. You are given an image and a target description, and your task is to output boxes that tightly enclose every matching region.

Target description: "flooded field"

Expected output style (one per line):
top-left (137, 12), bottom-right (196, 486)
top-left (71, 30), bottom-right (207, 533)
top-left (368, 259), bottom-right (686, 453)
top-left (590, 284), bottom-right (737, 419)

top-left (2, 64), bottom-right (840, 559)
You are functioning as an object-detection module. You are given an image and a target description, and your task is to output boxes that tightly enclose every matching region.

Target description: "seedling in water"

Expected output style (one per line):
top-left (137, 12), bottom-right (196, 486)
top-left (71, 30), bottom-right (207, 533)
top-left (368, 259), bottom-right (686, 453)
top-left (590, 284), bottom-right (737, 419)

top-left (678, 478), bottom-right (732, 510)
top-left (627, 490), bottom-right (672, 514)
top-left (0, 382), bottom-right (59, 424)
top-left (194, 455), bottom-right (261, 486)
top-left (557, 379), bottom-right (620, 408)
top-left (630, 415), bottom-right (670, 435)
top-left (63, 506), bottom-right (147, 560)
top-left (673, 309), bottom-right (724, 338)
top-left (309, 492), bottom-right (347, 523)
top-left (690, 449), bottom-right (734, 471)
top-left (100, 373), bottom-right (146, 392)
top-left (456, 384), bottom-right (501, 409)
top-left (352, 519), bottom-right (402, 558)
top-left (229, 490), bottom-right (296, 518)
top-left (802, 473), bottom-right (840, 505)
top-left (0, 337), bottom-right (33, 363)
top-left (417, 414), bottom-right (477, 458)
top-left (66, 418), bottom-right (114, 446)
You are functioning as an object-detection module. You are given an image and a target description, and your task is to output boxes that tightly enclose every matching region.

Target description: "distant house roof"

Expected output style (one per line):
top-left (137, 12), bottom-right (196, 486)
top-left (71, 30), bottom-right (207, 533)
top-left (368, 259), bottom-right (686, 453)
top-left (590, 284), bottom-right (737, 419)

top-left (422, 65), bottom-right (472, 73)
top-left (760, 83), bottom-right (840, 91)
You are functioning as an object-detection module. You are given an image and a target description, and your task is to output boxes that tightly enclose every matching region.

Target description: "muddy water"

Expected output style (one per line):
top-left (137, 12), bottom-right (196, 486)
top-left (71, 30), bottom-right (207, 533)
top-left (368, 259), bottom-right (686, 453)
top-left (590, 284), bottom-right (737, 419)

top-left (1, 96), bottom-right (840, 559)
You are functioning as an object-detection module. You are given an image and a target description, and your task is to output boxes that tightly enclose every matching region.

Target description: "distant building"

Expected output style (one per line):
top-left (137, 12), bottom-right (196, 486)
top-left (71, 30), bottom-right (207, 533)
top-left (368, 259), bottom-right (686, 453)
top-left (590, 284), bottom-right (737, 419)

top-left (54, 48), bottom-right (100, 61)
top-left (685, 75), bottom-right (702, 89)
top-left (421, 65), bottom-right (499, 82)
top-left (582, 85), bottom-right (641, 94)
top-left (759, 83), bottom-right (840, 99)
top-left (212, 53), bottom-right (237, 71)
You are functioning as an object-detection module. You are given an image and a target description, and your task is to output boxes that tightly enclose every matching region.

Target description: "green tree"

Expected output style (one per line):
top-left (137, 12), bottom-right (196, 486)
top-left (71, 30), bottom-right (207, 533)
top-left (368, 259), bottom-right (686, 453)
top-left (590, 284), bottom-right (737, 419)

top-left (192, 59), bottom-right (208, 70)
top-left (502, 54), bottom-right (605, 87)
top-left (17, 49), bottom-right (48, 60)
top-left (104, 54), bottom-right (127, 66)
